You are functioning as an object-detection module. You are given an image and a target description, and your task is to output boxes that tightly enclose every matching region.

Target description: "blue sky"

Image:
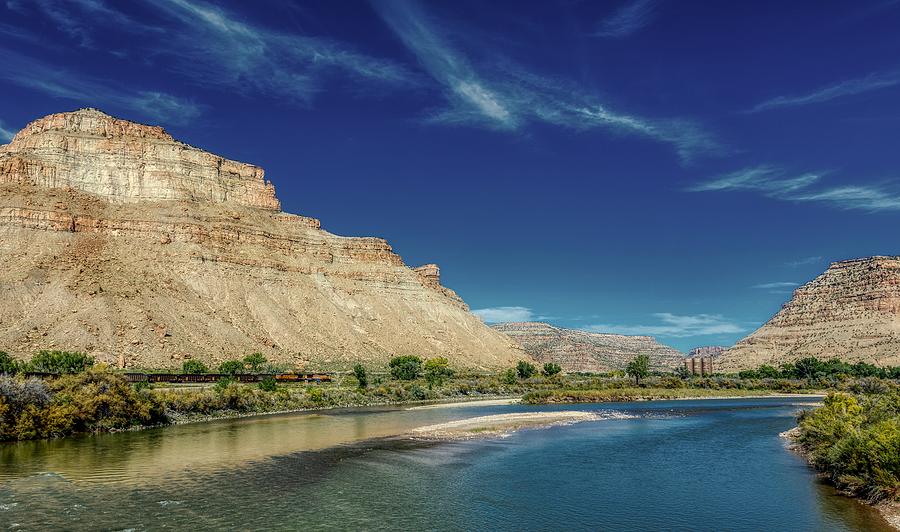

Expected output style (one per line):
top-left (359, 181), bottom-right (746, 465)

top-left (2, 0), bottom-right (899, 351)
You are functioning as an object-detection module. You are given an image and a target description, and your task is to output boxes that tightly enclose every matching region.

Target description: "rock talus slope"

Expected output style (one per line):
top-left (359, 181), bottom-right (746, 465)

top-left (0, 109), bottom-right (523, 369)
top-left (491, 322), bottom-right (684, 372)
top-left (719, 256), bottom-right (900, 370)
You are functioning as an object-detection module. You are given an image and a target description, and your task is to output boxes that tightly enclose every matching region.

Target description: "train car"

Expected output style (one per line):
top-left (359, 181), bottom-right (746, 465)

top-left (121, 372), bottom-right (333, 384)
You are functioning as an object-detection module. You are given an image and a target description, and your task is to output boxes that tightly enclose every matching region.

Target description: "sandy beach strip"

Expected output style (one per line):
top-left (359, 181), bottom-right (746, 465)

top-left (407, 411), bottom-right (608, 440)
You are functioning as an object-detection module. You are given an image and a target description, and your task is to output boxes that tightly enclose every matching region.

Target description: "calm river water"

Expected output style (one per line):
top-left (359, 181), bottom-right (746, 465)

top-left (0, 397), bottom-right (893, 531)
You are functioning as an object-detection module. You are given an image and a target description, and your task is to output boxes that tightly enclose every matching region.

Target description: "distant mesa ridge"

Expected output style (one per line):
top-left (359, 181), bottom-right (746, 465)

top-left (687, 346), bottom-right (727, 359)
top-left (0, 108), bottom-right (522, 369)
top-left (491, 321), bottom-right (684, 372)
top-left (718, 256), bottom-right (900, 370)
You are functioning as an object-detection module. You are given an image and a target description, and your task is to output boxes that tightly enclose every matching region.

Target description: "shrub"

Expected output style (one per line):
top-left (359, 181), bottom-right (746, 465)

top-left (308, 387), bottom-right (324, 403)
top-left (516, 361), bottom-right (536, 379)
top-left (408, 384), bottom-right (428, 400)
top-left (389, 355), bottom-right (422, 381)
top-left (258, 376), bottom-right (277, 392)
top-left (0, 351), bottom-right (21, 375)
top-left (0, 369), bottom-right (165, 441)
top-left (352, 364), bottom-right (368, 389)
top-left (424, 357), bottom-right (454, 389)
top-left (757, 364), bottom-right (780, 379)
top-left (27, 351), bottom-right (94, 374)
top-left (542, 363), bottom-right (562, 377)
top-left (218, 360), bottom-right (245, 375)
top-left (502, 368), bottom-right (518, 385)
top-left (798, 390), bottom-right (900, 501)
top-left (214, 376), bottom-right (236, 391)
top-left (243, 353), bottom-right (267, 372)
top-left (182, 359), bottom-right (209, 375)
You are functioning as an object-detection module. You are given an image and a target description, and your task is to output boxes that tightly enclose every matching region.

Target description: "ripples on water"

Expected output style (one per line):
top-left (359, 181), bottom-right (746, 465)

top-left (0, 398), bottom-right (894, 531)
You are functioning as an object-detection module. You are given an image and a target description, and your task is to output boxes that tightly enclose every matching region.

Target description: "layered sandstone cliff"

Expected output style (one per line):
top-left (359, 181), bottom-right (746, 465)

top-left (0, 109), bottom-right (523, 369)
top-left (718, 257), bottom-right (900, 371)
top-left (491, 322), bottom-right (684, 372)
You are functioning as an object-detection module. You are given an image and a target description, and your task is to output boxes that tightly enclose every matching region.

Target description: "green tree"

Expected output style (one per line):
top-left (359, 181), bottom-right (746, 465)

top-left (516, 361), bottom-right (536, 379)
top-left (28, 351), bottom-right (94, 374)
top-left (851, 362), bottom-right (884, 378)
top-left (389, 355), bottom-right (423, 380)
top-left (795, 357), bottom-right (824, 380)
top-left (757, 364), bottom-right (780, 379)
top-left (542, 362), bottom-right (562, 377)
top-left (424, 357), bottom-right (454, 389)
top-left (243, 353), bottom-right (267, 372)
top-left (182, 359), bottom-right (209, 375)
top-left (502, 368), bottom-right (518, 385)
top-left (626, 354), bottom-right (650, 385)
top-left (218, 360), bottom-right (245, 375)
top-left (352, 363), bottom-right (368, 389)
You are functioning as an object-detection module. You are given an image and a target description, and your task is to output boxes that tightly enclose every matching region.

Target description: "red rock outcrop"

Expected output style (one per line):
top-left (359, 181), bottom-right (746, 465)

top-left (0, 109), bottom-right (523, 369)
top-left (718, 256), bottom-right (900, 370)
top-left (491, 322), bottom-right (684, 372)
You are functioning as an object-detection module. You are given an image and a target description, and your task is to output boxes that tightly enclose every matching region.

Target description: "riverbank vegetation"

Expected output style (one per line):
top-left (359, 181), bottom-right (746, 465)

top-left (794, 386), bottom-right (900, 503)
top-left (1, 351), bottom-right (898, 442)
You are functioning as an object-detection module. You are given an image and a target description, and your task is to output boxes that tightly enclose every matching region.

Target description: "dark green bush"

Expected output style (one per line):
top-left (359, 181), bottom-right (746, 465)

top-left (516, 361), bottom-right (536, 379)
top-left (389, 355), bottom-right (422, 380)
top-left (243, 353), bottom-right (267, 372)
top-left (352, 363), bottom-right (368, 388)
top-left (0, 351), bottom-right (21, 374)
top-left (182, 359), bottom-right (209, 375)
top-left (27, 351), bottom-right (94, 374)
top-left (258, 376), bottom-right (277, 392)
top-left (218, 360), bottom-right (245, 375)
top-left (542, 362), bottom-right (562, 377)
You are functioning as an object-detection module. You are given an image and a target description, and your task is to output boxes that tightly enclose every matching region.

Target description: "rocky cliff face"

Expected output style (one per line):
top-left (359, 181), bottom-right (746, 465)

top-left (687, 346), bottom-right (727, 359)
top-left (491, 322), bottom-right (684, 372)
top-left (1, 109), bottom-right (280, 210)
top-left (0, 109), bottom-right (523, 369)
top-left (718, 256), bottom-right (900, 370)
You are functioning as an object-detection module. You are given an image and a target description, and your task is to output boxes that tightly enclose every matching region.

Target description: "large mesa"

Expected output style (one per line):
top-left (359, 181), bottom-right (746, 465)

top-left (718, 256), bottom-right (900, 371)
top-left (0, 109), bottom-right (523, 369)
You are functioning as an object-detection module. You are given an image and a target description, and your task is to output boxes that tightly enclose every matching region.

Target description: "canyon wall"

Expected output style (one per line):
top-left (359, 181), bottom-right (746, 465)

top-left (491, 322), bottom-right (684, 372)
top-left (718, 257), bottom-right (900, 370)
top-left (0, 109), bottom-right (524, 370)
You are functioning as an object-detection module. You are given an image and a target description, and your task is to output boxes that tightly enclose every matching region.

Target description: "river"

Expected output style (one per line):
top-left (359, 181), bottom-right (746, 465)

top-left (0, 397), bottom-right (893, 530)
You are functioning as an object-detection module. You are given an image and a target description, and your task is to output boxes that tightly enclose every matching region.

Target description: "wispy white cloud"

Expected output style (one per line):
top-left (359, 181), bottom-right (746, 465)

top-left (588, 313), bottom-right (744, 338)
top-left (690, 165), bottom-right (900, 212)
top-left (21, 0), bottom-right (417, 103)
top-left (0, 49), bottom-right (201, 125)
top-left (752, 281), bottom-right (799, 289)
top-left (594, 0), bottom-right (659, 38)
top-left (149, 0), bottom-right (417, 103)
top-left (373, 0), bottom-right (721, 162)
top-left (748, 71), bottom-right (900, 113)
top-left (472, 306), bottom-right (534, 323)
top-left (786, 256), bottom-right (823, 267)
top-left (0, 120), bottom-right (14, 142)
